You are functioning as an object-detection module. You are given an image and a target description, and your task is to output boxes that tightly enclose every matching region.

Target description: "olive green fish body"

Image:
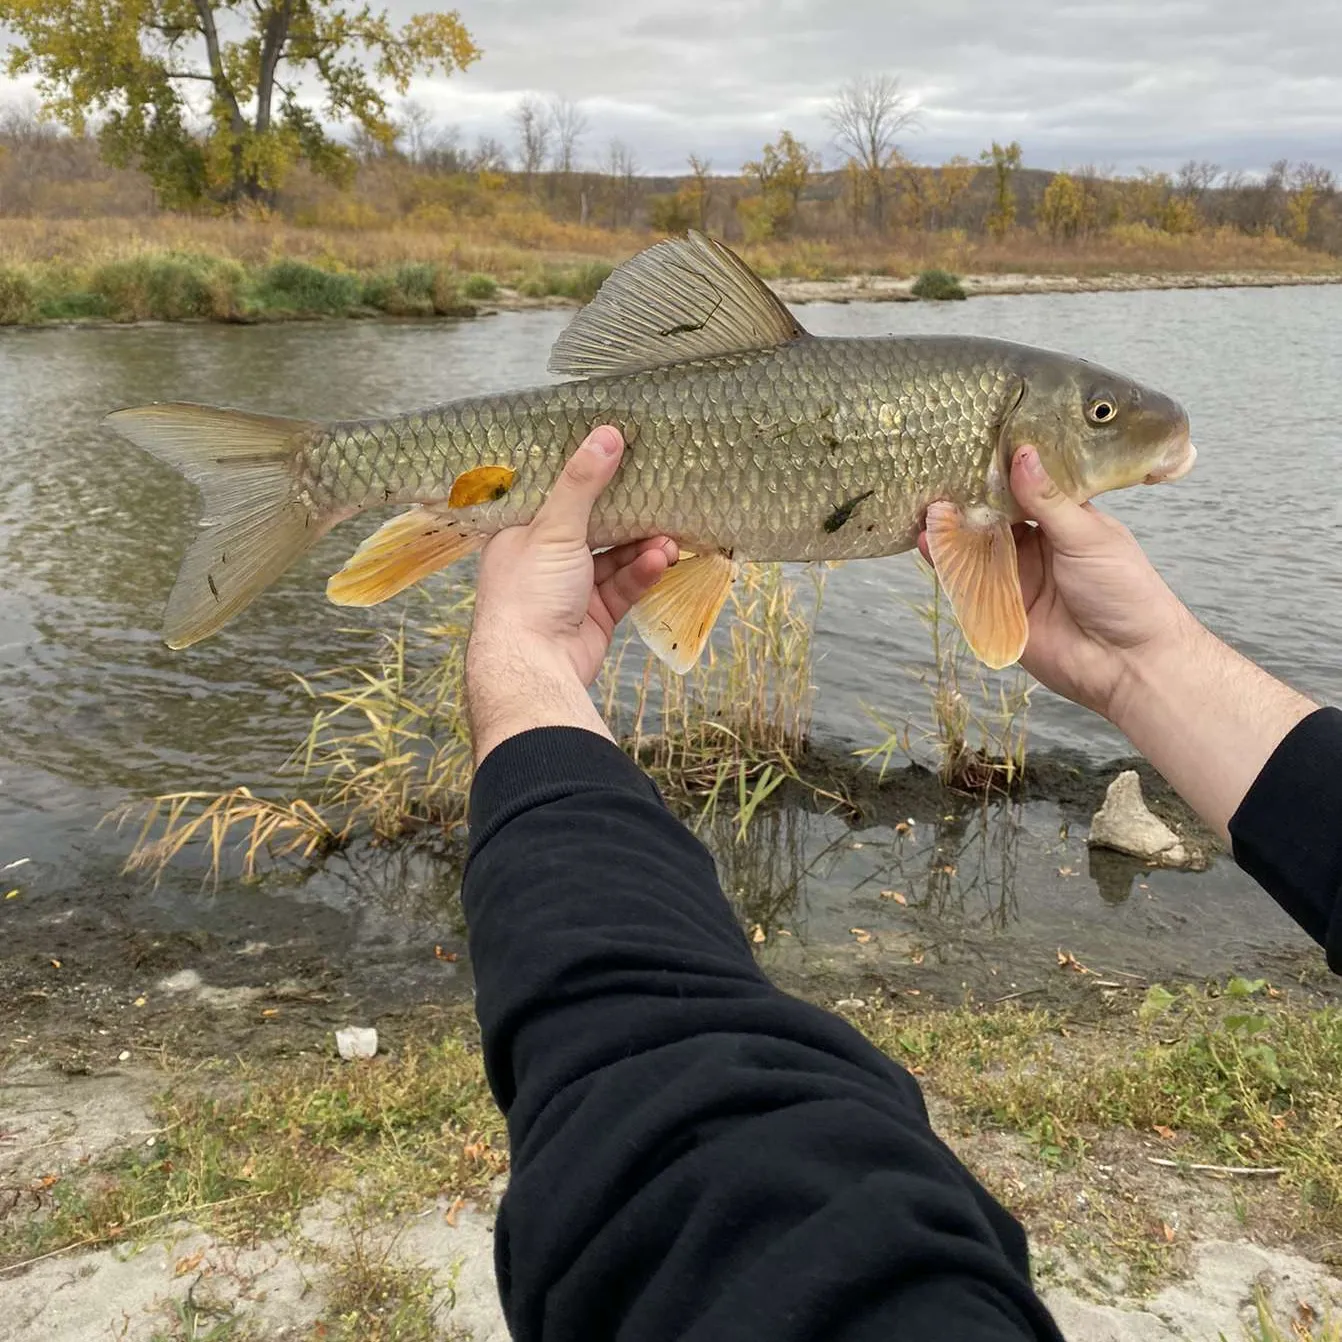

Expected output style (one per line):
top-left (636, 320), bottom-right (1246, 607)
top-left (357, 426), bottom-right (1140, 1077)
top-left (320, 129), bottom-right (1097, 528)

top-left (305, 336), bottom-right (1022, 563)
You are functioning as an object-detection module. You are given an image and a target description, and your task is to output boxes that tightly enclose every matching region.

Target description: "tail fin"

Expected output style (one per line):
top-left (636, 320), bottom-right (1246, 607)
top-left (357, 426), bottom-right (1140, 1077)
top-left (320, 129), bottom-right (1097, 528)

top-left (105, 402), bottom-right (326, 649)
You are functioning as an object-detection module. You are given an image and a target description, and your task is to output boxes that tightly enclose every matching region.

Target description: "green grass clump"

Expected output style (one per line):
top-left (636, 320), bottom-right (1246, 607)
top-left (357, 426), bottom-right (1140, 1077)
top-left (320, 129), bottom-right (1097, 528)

top-left (461, 272), bottom-right (499, 300)
top-left (911, 267), bottom-right (968, 300)
top-left (253, 259), bottom-right (361, 316)
top-left (360, 263), bottom-right (476, 317)
top-left (0, 268), bottom-right (36, 324)
top-left (855, 978), bottom-right (1342, 1216)
top-left (0, 1014), bottom-right (504, 1268)
top-left (88, 253), bottom-right (246, 322)
top-left (517, 261), bottom-right (614, 302)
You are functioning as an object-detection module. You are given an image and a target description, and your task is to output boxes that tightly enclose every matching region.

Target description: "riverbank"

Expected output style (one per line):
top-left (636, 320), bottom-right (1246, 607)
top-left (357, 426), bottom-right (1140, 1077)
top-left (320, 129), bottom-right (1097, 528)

top-left (3, 963), bottom-right (1339, 1340)
top-left (0, 213), bottom-right (1338, 327)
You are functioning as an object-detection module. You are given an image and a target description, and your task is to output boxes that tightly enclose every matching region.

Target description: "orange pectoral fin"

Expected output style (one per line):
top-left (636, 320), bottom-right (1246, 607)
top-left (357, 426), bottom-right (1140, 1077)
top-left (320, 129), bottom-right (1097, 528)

top-left (327, 507), bottom-right (481, 607)
top-left (924, 502), bottom-right (1028, 670)
top-left (631, 551), bottom-right (737, 674)
top-left (448, 465), bottom-right (516, 509)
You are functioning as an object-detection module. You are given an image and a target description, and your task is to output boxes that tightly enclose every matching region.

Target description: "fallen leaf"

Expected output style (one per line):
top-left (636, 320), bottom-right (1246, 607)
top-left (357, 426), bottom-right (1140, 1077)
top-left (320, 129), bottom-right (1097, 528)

top-left (49, 959), bottom-right (61, 970)
top-left (4, 889), bottom-right (18, 900)
top-left (260, 1008), bottom-right (279, 1018)
top-left (910, 951), bottom-right (925, 966)
top-left (880, 890), bottom-right (908, 905)
top-left (117, 1050), bottom-right (130, 1062)
top-left (1161, 1222), bottom-right (1176, 1243)
top-left (174, 1249), bottom-right (205, 1277)
top-left (851, 842), bottom-right (864, 850)
top-left (909, 1065), bottom-right (926, 1076)
top-left (905, 988), bottom-right (921, 997)
top-left (1152, 1124), bottom-right (1176, 1140)
top-left (1057, 866), bottom-right (1075, 877)
top-left (850, 928), bottom-right (873, 944)
top-left (132, 996), bottom-right (146, 1008)
top-left (434, 945), bottom-right (459, 962)
top-left (750, 924), bottom-right (766, 944)
top-left (1057, 949), bottom-right (1092, 975)
top-left (894, 822), bottom-right (912, 836)
top-left (940, 864), bottom-right (957, 875)
top-left (445, 1196), bottom-right (466, 1228)
top-left (776, 928), bottom-right (793, 937)
top-left (239, 1156), bottom-right (256, 1180)
top-left (32, 1174), bottom-right (58, 1191)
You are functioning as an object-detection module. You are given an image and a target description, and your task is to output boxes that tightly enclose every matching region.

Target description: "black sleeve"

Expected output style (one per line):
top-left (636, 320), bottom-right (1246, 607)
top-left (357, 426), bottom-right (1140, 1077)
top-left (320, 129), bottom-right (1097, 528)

top-left (463, 727), bottom-right (1063, 1342)
top-left (1230, 705), bottom-right (1342, 972)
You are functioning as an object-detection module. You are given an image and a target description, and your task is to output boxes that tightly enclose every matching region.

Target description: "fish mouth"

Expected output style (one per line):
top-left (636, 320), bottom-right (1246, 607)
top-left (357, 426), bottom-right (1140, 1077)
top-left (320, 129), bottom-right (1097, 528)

top-left (1143, 437), bottom-right (1197, 485)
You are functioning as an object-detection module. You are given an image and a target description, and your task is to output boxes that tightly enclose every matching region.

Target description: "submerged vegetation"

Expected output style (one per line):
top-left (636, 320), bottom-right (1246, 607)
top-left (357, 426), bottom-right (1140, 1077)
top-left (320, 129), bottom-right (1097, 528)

top-left (117, 558), bottom-right (1043, 883)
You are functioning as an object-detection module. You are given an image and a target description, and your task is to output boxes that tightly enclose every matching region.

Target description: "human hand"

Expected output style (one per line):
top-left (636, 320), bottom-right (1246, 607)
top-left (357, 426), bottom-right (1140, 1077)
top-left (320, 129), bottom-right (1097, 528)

top-left (921, 445), bottom-right (1194, 720)
top-left (466, 426), bottom-right (677, 763)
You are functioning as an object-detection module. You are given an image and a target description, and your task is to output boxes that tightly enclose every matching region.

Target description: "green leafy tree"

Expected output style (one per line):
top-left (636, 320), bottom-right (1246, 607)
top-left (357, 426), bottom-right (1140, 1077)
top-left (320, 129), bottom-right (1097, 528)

top-left (980, 139), bottom-right (1022, 239)
top-left (1038, 172), bottom-right (1095, 241)
top-left (0, 1), bottom-right (480, 208)
top-left (742, 129), bottom-right (817, 238)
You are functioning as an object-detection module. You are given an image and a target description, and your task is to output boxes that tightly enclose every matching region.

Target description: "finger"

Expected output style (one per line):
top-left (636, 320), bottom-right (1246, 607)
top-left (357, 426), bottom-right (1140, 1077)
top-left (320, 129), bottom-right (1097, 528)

top-left (593, 536), bottom-right (678, 586)
top-left (1014, 523), bottom-right (1046, 610)
top-left (916, 531), bottom-right (931, 564)
top-left (533, 425), bottom-right (625, 541)
top-left (1010, 446), bottom-right (1107, 554)
top-left (597, 546), bottom-right (672, 627)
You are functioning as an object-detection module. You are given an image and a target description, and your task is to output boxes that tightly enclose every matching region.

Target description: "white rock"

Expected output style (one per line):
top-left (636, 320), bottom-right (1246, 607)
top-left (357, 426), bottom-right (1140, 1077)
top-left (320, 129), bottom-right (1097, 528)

top-left (335, 1027), bottom-right (378, 1061)
top-left (1087, 771), bottom-right (1191, 867)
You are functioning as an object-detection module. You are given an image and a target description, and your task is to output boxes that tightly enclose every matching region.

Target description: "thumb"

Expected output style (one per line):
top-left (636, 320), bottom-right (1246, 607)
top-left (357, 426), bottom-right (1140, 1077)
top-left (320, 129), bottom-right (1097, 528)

top-left (1010, 445), bottom-right (1104, 553)
top-left (534, 425), bottom-right (624, 539)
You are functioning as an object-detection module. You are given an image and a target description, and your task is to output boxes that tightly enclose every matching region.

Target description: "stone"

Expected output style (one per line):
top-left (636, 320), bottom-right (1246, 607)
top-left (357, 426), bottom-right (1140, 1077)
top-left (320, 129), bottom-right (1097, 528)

top-left (335, 1026), bottom-right (378, 1060)
top-left (1087, 771), bottom-right (1192, 868)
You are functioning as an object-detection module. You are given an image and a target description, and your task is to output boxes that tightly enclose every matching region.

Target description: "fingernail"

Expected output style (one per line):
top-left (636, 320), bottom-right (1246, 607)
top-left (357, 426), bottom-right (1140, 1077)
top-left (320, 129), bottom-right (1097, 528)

top-left (1018, 446), bottom-right (1044, 481)
top-left (587, 425), bottom-right (622, 457)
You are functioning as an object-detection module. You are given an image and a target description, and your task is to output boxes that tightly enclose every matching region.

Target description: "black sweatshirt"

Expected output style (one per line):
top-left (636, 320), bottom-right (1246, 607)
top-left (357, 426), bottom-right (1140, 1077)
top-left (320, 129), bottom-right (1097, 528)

top-left (463, 706), bottom-right (1342, 1341)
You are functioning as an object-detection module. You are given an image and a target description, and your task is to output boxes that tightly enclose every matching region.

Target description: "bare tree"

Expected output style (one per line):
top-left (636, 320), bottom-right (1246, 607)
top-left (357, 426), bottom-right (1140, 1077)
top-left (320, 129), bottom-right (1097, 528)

top-left (468, 136), bottom-right (509, 172)
top-left (825, 74), bottom-right (920, 231)
top-left (397, 97), bottom-right (436, 164)
top-left (602, 139), bottom-right (639, 228)
top-left (687, 153), bottom-right (713, 230)
top-left (512, 95), bottom-right (551, 187)
top-left (548, 96), bottom-right (589, 175)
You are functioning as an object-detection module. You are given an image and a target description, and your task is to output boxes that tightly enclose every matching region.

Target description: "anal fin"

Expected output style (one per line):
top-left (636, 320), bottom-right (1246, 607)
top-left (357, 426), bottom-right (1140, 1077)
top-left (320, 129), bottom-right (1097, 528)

top-left (924, 503), bottom-right (1028, 670)
top-left (327, 507), bottom-right (481, 607)
top-left (631, 551), bottom-right (737, 674)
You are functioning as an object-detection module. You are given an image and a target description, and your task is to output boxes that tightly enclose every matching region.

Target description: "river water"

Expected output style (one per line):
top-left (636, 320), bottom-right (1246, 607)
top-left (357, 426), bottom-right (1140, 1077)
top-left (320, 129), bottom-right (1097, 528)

top-left (2, 286), bottom-right (1338, 986)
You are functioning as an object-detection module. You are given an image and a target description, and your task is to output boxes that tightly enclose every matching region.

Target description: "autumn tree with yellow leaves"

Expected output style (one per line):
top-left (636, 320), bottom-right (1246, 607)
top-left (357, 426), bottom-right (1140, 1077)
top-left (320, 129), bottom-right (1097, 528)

top-left (0, 0), bottom-right (479, 208)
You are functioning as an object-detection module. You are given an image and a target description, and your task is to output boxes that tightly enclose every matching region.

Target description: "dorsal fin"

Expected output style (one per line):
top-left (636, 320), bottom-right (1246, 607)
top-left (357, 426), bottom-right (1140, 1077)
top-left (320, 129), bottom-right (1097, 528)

top-left (547, 230), bottom-right (809, 378)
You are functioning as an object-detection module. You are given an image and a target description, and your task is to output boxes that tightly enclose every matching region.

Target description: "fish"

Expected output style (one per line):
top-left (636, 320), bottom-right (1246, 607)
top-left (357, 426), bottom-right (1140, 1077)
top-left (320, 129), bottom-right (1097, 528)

top-left (105, 230), bottom-right (1196, 673)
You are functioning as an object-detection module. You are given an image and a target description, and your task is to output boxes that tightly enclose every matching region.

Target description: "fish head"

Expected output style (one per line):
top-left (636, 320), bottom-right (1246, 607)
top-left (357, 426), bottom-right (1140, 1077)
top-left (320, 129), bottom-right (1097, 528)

top-left (1002, 352), bottom-right (1196, 502)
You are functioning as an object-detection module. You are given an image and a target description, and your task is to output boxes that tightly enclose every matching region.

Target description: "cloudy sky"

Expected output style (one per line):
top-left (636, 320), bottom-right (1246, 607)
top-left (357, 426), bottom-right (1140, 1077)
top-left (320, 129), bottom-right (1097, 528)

top-left (6, 1), bottom-right (1340, 177)
top-left (386, 0), bottom-right (1342, 176)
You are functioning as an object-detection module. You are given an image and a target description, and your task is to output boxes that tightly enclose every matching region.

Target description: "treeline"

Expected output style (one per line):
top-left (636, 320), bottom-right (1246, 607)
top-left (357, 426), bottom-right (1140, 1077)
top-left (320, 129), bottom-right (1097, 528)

top-left (0, 83), bottom-right (1337, 259)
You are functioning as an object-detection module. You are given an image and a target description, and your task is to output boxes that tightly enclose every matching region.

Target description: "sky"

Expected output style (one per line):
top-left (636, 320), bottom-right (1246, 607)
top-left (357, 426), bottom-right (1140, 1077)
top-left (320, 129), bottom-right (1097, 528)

top-left (388, 0), bottom-right (1342, 177)
top-left (5, 0), bottom-right (1341, 178)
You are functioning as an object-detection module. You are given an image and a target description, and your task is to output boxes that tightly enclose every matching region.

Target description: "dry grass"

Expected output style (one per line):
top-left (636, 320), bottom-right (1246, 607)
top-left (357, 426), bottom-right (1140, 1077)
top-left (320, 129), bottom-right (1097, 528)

top-left (857, 559), bottom-right (1032, 793)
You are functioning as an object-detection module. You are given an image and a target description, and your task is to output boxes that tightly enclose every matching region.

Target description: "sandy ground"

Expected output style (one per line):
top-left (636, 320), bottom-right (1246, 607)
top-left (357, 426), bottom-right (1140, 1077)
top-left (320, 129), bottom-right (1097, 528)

top-left (3, 1062), bottom-right (1338, 1341)
top-left (486, 269), bottom-right (1342, 313)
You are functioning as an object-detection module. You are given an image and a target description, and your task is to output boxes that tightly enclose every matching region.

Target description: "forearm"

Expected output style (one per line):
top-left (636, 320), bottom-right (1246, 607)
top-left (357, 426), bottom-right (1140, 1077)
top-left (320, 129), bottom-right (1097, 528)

top-left (1107, 606), bottom-right (1317, 841)
top-left (466, 634), bottom-right (613, 767)
top-left (463, 730), bottom-right (1061, 1342)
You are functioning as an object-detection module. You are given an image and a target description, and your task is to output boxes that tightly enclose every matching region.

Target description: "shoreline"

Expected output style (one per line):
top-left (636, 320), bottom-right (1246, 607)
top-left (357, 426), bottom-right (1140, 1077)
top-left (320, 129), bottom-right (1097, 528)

top-left (2, 267), bottom-right (1339, 331)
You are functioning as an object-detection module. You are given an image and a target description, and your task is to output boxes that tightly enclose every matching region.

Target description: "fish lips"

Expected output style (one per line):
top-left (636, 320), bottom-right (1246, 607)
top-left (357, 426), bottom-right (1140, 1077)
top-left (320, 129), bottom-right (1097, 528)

top-left (1143, 438), bottom-right (1198, 485)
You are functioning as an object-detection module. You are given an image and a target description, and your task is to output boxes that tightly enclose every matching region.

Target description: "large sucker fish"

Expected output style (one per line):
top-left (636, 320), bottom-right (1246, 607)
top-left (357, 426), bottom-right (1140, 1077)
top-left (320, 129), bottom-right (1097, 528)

top-left (107, 231), bottom-right (1196, 672)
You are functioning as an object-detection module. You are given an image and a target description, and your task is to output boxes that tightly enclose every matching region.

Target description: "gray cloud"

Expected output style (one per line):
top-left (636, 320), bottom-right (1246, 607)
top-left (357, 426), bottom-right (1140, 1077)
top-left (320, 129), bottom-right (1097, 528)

top-left (3, 1), bottom-right (1338, 176)
top-left (392, 0), bottom-right (1342, 175)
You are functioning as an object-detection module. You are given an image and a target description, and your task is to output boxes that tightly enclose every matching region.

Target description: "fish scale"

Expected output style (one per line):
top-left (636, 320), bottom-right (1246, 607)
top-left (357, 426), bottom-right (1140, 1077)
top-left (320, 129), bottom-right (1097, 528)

top-left (306, 337), bottom-right (1019, 564)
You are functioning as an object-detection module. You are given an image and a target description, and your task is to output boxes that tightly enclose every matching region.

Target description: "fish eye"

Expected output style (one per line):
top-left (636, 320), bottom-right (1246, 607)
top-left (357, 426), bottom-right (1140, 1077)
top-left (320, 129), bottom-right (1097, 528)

top-left (1086, 397), bottom-right (1118, 425)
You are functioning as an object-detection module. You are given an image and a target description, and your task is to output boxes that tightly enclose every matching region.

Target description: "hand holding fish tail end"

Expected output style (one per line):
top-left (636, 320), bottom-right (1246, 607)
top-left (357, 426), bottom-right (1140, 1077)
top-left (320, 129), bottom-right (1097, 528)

top-left (467, 426), bottom-right (678, 766)
top-left (1003, 443), bottom-right (1192, 720)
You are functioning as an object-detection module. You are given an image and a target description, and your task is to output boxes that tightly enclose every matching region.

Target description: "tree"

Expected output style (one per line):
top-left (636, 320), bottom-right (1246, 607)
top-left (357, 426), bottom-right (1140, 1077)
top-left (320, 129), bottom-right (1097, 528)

top-left (897, 154), bottom-right (975, 231)
top-left (980, 140), bottom-right (1022, 238)
top-left (826, 74), bottom-right (919, 232)
top-left (0, 1), bottom-right (479, 208)
top-left (686, 153), bottom-right (713, 230)
top-left (548, 95), bottom-right (588, 175)
top-left (1039, 172), bottom-right (1091, 240)
top-left (512, 95), bottom-right (551, 188)
top-left (742, 129), bottom-right (817, 237)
